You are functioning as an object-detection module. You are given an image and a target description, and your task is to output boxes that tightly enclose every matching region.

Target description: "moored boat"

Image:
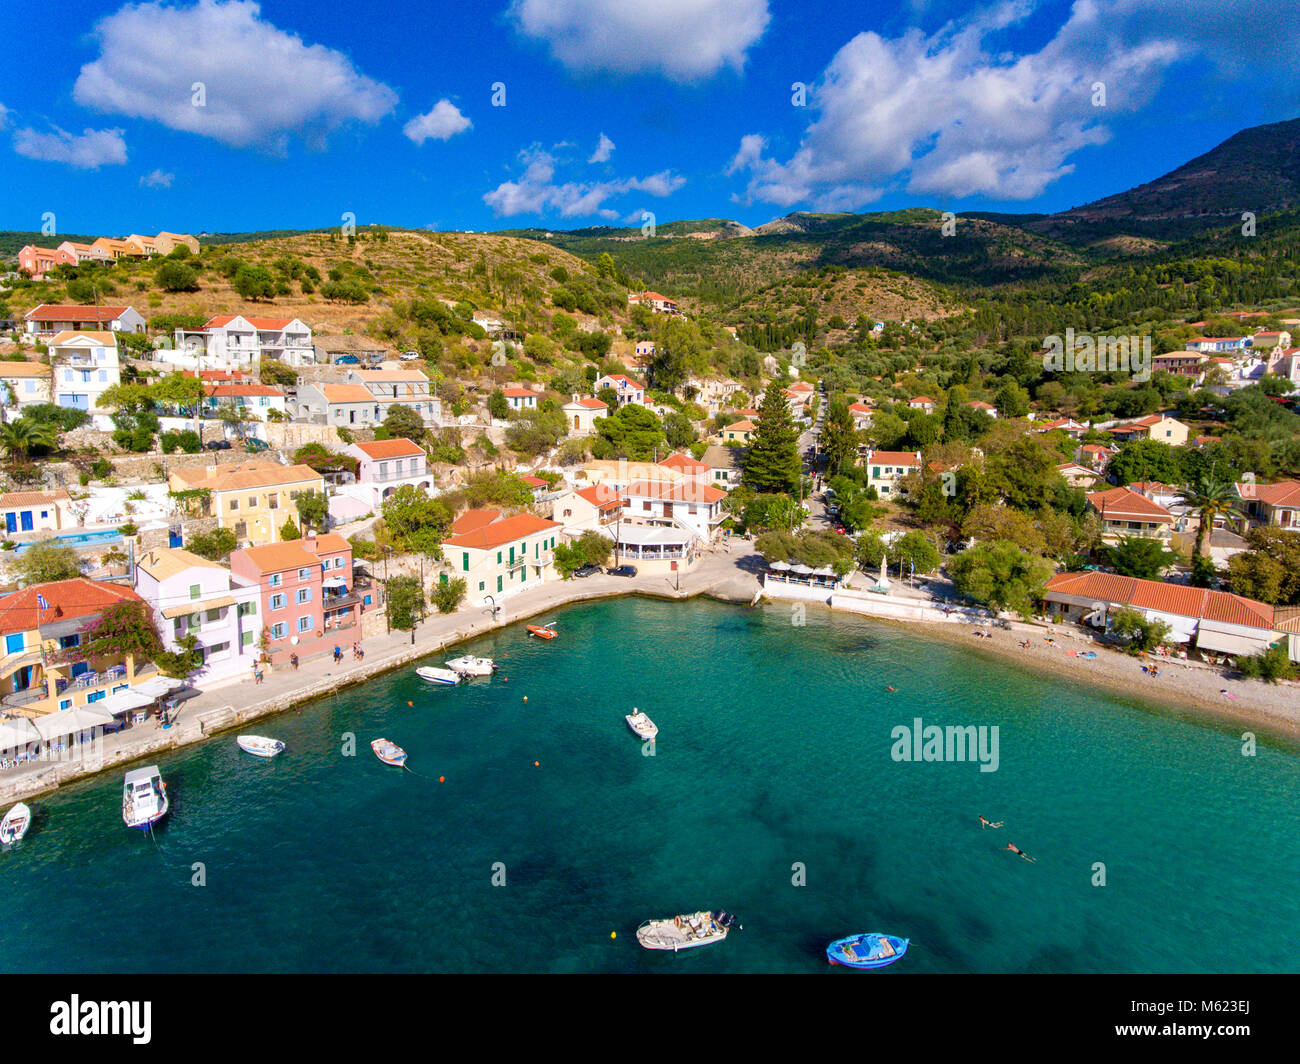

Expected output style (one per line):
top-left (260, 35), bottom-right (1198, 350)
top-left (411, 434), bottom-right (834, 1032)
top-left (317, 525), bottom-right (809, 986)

top-left (236, 735), bottom-right (285, 758)
top-left (636, 911), bottom-right (734, 951)
top-left (625, 709), bottom-right (658, 740)
top-left (446, 656), bottom-right (496, 676)
top-left (826, 932), bottom-right (909, 969)
top-left (527, 623), bottom-right (557, 640)
top-left (0, 802), bottom-right (30, 845)
top-left (371, 738), bottom-right (407, 767)
top-left (416, 666), bottom-right (461, 685)
top-left (122, 766), bottom-right (169, 831)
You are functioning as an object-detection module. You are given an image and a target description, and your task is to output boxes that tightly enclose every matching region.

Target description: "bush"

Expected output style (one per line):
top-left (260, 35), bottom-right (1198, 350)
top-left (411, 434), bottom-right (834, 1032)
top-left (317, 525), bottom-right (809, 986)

top-left (1235, 641), bottom-right (1298, 684)
top-left (432, 577), bottom-right (467, 614)
top-left (160, 429), bottom-right (202, 454)
top-left (91, 457), bottom-right (113, 479)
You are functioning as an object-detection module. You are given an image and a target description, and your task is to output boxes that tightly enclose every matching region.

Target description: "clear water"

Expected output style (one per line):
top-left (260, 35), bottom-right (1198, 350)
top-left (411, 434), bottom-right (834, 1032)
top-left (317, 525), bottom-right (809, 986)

top-left (3, 597), bottom-right (1298, 973)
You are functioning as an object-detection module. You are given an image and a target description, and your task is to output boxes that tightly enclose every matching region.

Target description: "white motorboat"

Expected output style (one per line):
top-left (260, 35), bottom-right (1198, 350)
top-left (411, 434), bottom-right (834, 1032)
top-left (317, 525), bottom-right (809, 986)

top-left (236, 735), bottom-right (285, 758)
top-left (0, 802), bottom-right (30, 845)
top-left (625, 709), bottom-right (659, 741)
top-left (371, 738), bottom-right (407, 767)
top-left (122, 766), bottom-right (169, 831)
top-left (416, 666), bottom-right (461, 686)
top-left (446, 656), bottom-right (496, 676)
top-left (636, 911), bottom-right (735, 951)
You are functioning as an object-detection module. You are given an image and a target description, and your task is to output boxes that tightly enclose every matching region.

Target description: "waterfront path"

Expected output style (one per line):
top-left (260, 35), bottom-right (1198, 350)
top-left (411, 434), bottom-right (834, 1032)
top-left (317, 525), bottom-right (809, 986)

top-left (0, 543), bottom-right (763, 802)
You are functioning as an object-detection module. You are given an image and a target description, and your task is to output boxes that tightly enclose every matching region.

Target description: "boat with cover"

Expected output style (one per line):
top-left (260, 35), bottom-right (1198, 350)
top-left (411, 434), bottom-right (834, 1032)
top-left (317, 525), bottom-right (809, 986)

top-left (625, 709), bottom-right (658, 740)
top-left (122, 766), bottom-right (169, 830)
top-left (236, 735), bottom-right (285, 758)
top-left (636, 911), bottom-right (735, 951)
top-left (446, 656), bottom-right (496, 676)
top-left (826, 933), bottom-right (909, 969)
top-left (527, 623), bottom-right (557, 640)
top-left (416, 666), bottom-right (461, 685)
top-left (371, 738), bottom-right (407, 767)
top-left (0, 802), bottom-right (30, 845)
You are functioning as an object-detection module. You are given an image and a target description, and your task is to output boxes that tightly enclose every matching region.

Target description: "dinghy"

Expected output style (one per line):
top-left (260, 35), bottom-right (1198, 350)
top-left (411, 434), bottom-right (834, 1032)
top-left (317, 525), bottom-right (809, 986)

top-left (527, 623), bottom-right (557, 640)
top-left (446, 656), bottom-right (495, 676)
top-left (637, 911), bottom-right (734, 951)
top-left (236, 735), bottom-right (285, 758)
top-left (625, 709), bottom-right (658, 741)
top-left (371, 738), bottom-right (407, 767)
top-left (416, 666), bottom-right (461, 686)
top-left (826, 932), bottom-right (909, 969)
top-left (0, 802), bottom-right (30, 845)
top-left (122, 766), bottom-right (169, 831)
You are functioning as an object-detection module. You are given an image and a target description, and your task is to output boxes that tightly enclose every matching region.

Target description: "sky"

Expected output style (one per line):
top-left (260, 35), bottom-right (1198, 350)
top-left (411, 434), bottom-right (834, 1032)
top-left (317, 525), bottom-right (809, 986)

top-left (1, 0), bottom-right (1298, 237)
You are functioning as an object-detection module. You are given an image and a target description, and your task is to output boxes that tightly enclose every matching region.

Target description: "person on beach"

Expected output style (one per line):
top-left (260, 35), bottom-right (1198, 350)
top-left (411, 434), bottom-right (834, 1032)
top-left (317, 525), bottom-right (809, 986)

top-left (1005, 843), bottom-right (1036, 862)
top-left (979, 816), bottom-right (1004, 829)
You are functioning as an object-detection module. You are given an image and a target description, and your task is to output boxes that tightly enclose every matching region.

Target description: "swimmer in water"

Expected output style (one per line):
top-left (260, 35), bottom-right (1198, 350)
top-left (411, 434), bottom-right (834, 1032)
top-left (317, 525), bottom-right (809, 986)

top-left (1005, 843), bottom-right (1036, 863)
top-left (978, 816), bottom-right (1004, 829)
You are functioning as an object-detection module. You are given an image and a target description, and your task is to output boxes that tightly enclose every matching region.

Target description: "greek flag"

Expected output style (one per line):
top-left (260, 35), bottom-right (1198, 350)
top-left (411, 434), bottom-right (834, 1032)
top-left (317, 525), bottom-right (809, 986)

top-left (37, 594), bottom-right (50, 610)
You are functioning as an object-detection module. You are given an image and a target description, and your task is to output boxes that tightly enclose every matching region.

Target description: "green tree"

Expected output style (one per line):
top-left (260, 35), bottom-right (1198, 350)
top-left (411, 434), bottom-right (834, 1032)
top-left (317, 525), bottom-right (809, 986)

top-left (1236, 640), bottom-right (1298, 683)
top-left (1176, 473), bottom-right (1241, 559)
top-left (1106, 440), bottom-right (1186, 487)
top-left (488, 389), bottom-right (510, 420)
top-left (385, 574), bottom-right (425, 630)
top-left (12, 539), bottom-right (81, 583)
top-left (382, 485), bottom-right (452, 556)
top-left (0, 419), bottom-right (57, 458)
top-left (893, 530), bottom-right (942, 574)
top-left (1105, 536), bottom-right (1179, 579)
top-left (155, 632), bottom-right (204, 679)
top-left (743, 493), bottom-right (806, 533)
top-left (993, 380), bottom-right (1030, 418)
top-left (381, 404), bottom-right (427, 442)
top-left (185, 527), bottom-right (238, 560)
top-left (432, 576), bottom-right (467, 614)
top-left (1109, 607), bottom-right (1172, 654)
top-left (744, 380), bottom-right (801, 494)
top-left (592, 403), bottom-right (665, 461)
top-left (662, 411), bottom-right (696, 450)
top-left (948, 540), bottom-right (1055, 620)
top-left (279, 517), bottom-right (301, 541)
top-left (820, 397), bottom-right (858, 476)
top-left (295, 490), bottom-right (330, 535)
top-left (233, 264), bottom-right (276, 300)
top-left (155, 260), bottom-right (199, 292)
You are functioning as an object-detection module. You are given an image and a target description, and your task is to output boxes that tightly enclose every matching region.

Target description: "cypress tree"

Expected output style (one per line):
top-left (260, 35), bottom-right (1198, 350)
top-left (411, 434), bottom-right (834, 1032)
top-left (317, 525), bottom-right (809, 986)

top-left (744, 380), bottom-right (802, 494)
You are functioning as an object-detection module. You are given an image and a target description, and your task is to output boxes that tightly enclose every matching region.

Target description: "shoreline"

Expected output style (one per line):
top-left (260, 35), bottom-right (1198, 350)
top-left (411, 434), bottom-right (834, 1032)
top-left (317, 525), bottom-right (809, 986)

top-left (4, 554), bottom-right (1297, 802)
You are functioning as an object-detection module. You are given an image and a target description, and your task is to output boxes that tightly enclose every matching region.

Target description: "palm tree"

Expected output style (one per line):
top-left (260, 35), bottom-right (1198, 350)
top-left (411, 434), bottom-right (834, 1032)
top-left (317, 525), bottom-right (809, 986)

top-left (0, 419), bottom-right (57, 459)
top-left (1177, 472), bottom-right (1242, 559)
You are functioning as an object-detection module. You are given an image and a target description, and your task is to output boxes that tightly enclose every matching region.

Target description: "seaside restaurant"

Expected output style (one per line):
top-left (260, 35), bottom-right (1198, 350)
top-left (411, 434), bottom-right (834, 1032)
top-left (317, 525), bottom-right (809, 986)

top-left (764, 560), bottom-right (843, 589)
top-left (612, 524), bottom-right (697, 573)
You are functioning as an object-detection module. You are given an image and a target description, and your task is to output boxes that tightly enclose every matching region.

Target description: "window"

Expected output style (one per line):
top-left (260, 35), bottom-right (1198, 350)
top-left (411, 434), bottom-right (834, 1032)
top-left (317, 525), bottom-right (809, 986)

top-left (189, 583), bottom-right (201, 600)
top-left (268, 573), bottom-right (281, 587)
top-left (188, 613), bottom-right (201, 630)
top-left (4, 633), bottom-right (22, 654)
top-left (478, 581), bottom-right (485, 591)
top-left (205, 608), bottom-right (221, 623)
top-left (268, 494), bottom-right (279, 510)
top-left (58, 634), bottom-right (79, 650)
top-left (248, 496), bottom-right (258, 508)
top-left (59, 698), bottom-right (72, 711)
top-left (241, 631), bottom-right (254, 647)
top-left (270, 594), bottom-right (286, 611)
top-left (334, 557), bottom-right (344, 569)
top-left (463, 552), bottom-right (470, 572)
top-left (296, 588), bottom-right (312, 604)
top-left (229, 499), bottom-right (239, 511)
top-left (297, 568), bottom-right (311, 580)
top-left (297, 615), bottom-right (312, 633)
top-left (270, 622), bottom-right (288, 639)
top-left (238, 601), bottom-right (256, 616)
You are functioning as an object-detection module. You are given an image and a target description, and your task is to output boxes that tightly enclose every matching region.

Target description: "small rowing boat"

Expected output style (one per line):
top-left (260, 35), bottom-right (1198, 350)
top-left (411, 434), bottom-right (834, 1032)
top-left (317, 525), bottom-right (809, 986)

top-left (236, 735), bottom-right (285, 758)
top-left (637, 911), bottom-right (735, 951)
top-left (826, 932), bottom-right (909, 969)
top-left (371, 738), bottom-right (407, 767)
top-left (416, 666), bottom-right (461, 685)
top-left (446, 655), bottom-right (495, 676)
top-left (0, 802), bottom-right (30, 845)
top-left (625, 709), bottom-right (658, 741)
top-left (527, 623), bottom-right (557, 640)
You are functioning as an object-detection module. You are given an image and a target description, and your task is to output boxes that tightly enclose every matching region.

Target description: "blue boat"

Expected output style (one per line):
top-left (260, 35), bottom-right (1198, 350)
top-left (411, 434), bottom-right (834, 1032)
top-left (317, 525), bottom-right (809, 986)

top-left (827, 933), bottom-right (909, 969)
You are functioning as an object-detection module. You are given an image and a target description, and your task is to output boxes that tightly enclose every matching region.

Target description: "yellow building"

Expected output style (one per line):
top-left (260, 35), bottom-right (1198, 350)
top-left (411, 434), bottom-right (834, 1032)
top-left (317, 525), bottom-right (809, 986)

top-left (169, 461), bottom-right (325, 547)
top-left (442, 511), bottom-right (561, 606)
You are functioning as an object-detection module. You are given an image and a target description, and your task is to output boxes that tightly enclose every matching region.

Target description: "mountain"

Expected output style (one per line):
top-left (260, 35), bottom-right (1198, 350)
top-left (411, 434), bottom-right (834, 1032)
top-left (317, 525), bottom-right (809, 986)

top-left (1026, 116), bottom-right (1300, 243)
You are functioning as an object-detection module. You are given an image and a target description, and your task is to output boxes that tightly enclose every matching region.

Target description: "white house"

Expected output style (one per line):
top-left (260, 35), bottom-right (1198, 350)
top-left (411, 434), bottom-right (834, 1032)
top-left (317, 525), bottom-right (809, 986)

top-left (562, 395), bottom-right (606, 435)
top-left (347, 369), bottom-right (441, 425)
top-left (0, 362), bottom-right (53, 412)
top-left (24, 304), bottom-right (144, 336)
top-left (49, 331), bottom-right (121, 430)
top-left (172, 314), bottom-right (314, 369)
top-left (338, 438), bottom-right (434, 510)
top-left (594, 374), bottom-right (645, 406)
top-left (863, 449), bottom-right (922, 497)
top-left (202, 382), bottom-right (287, 420)
top-left (502, 387), bottom-right (539, 413)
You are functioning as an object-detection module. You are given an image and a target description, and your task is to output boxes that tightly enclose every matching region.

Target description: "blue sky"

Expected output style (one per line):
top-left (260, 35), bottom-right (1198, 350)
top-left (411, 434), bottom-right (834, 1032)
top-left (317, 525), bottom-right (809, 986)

top-left (1, 0), bottom-right (1297, 236)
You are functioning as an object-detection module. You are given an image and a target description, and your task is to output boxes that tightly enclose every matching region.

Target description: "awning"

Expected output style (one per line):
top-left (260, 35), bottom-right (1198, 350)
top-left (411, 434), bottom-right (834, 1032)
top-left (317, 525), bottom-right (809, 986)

top-left (132, 676), bottom-right (185, 698)
top-left (768, 561), bottom-right (792, 571)
top-left (0, 718), bottom-right (40, 750)
top-left (162, 595), bottom-right (236, 619)
top-left (33, 706), bottom-right (115, 739)
top-left (790, 564), bottom-right (814, 574)
top-left (323, 577), bottom-right (347, 589)
top-left (1195, 624), bottom-right (1272, 657)
top-left (97, 689), bottom-right (156, 715)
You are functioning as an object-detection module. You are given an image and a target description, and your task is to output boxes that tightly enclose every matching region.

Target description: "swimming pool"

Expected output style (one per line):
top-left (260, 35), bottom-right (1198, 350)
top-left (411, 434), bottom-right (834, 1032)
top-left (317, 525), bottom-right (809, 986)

top-left (13, 529), bottom-right (124, 552)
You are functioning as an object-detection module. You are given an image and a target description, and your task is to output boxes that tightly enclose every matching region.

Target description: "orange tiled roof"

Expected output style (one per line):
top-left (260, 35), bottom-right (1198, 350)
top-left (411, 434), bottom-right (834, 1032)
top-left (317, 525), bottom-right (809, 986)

top-left (0, 578), bottom-right (142, 636)
top-left (450, 509), bottom-right (502, 535)
top-left (444, 513), bottom-right (559, 551)
top-left (24, 304), bottom-right (132, 322)
top-left (1086, 487), bottom-right (1174, 521)
top-left (1245, 480), bottom-right (1300, 508)
top-left (354, 438), bottom-right (424, 460)
top-left (1045, 572), bottom-right (1275, 630)
top-left (625, 480), bottom-right (725, 504)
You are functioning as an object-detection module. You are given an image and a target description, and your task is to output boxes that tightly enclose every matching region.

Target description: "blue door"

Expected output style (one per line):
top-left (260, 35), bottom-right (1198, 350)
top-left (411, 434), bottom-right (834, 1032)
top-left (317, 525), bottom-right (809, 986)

top-left (19, 510), bottom-right (33, 532)
top-left (3, 513), bottom-right (14, 534)
top-left (169, 528), bottom-right (183, 548)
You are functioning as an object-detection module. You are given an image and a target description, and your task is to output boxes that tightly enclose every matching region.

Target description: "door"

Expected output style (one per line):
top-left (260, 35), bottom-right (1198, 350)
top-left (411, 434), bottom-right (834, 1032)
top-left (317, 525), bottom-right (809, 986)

top-left (3, 512), bottom-right (14, 534)
top-left (19, 510), bottom-right (34, 531)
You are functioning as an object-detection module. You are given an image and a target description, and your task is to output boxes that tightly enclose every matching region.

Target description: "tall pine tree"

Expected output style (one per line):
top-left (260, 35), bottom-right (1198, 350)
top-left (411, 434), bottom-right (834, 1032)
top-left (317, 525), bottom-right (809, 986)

top-left (744, 380), bottom-right (802, 494)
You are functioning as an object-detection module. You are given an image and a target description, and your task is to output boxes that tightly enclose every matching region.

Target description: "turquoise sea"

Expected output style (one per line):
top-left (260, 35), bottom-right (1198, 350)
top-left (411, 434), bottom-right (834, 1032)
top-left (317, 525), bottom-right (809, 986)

top-left (3, 596), bottom-right (1299, 973)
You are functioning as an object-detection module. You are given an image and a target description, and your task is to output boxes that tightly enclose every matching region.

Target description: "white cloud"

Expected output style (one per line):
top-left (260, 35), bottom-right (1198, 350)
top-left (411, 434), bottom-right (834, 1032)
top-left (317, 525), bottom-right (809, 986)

top-left (73, 0), bottom-right (397, 151)
top-left (588, 132), bottom-right (615, 163)
top-left (484, 145), bottom-right (685, 218)
top-left (509, 0), bottom-right (770, 81)
top-left (404, 99), bottom-right (471, 145)
top-left (0, 103), bottom-right (10, 129)
top-left (725, 0), bottom-right (1198, 206)
top-left (13, 125), bottom-right (128, 169)
top-left (140, 168), bottom-right (174, 188)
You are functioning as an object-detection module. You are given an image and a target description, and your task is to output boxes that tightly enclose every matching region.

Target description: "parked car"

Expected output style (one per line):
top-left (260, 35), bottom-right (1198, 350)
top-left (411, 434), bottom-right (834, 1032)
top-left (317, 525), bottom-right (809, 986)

top-left (606, 565), bottom-right (637, 578)
top-left (204, 439), bottom-right (232, 451)
top-left (400, 351), bottom-right (420, 362)
top-left (572, 564), bottom-right (602, 578)
top-left (334, 355), bottom-right (360, 365)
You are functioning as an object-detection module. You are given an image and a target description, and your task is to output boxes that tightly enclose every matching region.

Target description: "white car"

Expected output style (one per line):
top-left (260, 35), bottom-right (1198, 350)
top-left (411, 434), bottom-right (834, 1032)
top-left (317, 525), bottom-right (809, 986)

top-left (400, 351), bottom-right (420, 361)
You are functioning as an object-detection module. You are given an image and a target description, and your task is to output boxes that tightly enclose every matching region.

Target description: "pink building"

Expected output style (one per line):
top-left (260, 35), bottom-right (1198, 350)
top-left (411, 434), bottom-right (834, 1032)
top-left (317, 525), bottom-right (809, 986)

top-left (17, 245), bottom-right (73, 280)
top-left (228, 534), bottom-right (367, 664)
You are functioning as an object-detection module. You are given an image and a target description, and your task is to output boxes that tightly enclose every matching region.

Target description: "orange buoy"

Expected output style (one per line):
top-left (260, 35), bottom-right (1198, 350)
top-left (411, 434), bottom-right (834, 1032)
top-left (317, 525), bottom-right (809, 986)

top-left (439, 776), bottom-right (445, 783)
top-left (887, 686), bottom-right (896, 692)
top-left (407, 700), bottom-right (413, 706)
top-left (534, 760), bottom-right (540, 767)
top-left (610, 931), bottom-right (616, 939)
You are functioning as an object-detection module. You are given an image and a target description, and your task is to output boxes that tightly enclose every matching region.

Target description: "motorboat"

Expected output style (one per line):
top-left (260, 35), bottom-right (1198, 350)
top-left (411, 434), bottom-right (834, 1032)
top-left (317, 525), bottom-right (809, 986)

top-left (416, 666), bottom-right (461, 686)
top-left (122, 766), bottom-right (169, 831)
top-left (527, 624), bottom-right (557, 640)
top-left (636, 911), bottom-right (735, 951)
top-left (236, 735), bottom-right (285, 758)
top-left (625, 709), bottom-right (659, 741)
top-left (826, 932), bottom-right (909, 969)
top-left (371, 738), bottom-right (407, 767)
top-left (446, 656), bottom-right (496, 676)
top-left (0, 802), bottom-right (30, 845)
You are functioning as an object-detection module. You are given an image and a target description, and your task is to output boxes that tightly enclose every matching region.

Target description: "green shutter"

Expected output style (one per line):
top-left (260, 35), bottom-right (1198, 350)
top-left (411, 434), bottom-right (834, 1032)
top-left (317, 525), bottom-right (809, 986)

top-left (462, 552), bottom-right (470, 572)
